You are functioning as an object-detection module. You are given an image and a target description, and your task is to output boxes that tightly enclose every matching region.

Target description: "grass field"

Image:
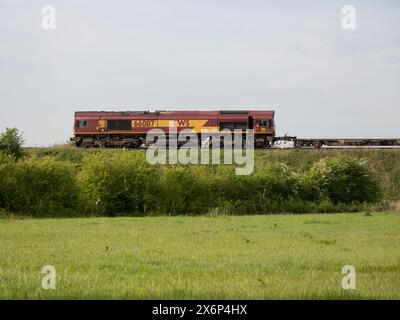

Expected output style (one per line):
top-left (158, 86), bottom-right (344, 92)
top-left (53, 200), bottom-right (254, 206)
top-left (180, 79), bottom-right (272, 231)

top-left (1, 212), bottom-right (399, 299)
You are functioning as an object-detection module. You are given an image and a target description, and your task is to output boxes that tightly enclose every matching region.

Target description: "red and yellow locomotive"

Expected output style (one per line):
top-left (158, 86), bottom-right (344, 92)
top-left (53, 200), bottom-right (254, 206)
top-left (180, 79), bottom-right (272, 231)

top-left (71, 110), bottom-right (275, 148)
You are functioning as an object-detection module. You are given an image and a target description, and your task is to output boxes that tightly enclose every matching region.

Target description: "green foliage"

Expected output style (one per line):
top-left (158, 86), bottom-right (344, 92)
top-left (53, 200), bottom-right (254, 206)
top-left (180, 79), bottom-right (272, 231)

top-left (255, 162), bottom-right (302, 200)
top-left (78, 151), bottom-right (158, 215)
top-left (303, 156), bottom-right (381, 204)
top-left (156, 165), bottom-right (215, 215)
top-left (0, 157), bottom-right (77, 215)
top-left (0, 148), bottom-right (385, 216)
top-left (0, 153), bottom-right (17, 211)
top-left (25, 147), bottom-right (400, 200)
top-left (0, 151), bottom-right (15, 164)
top-left (0, 128), bottom-right (24, 159)
top-left (33, 146), bottom-right (86, 163)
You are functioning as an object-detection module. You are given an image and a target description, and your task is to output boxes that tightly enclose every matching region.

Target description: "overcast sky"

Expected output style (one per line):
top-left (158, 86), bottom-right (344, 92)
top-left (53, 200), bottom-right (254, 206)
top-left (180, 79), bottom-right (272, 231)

top-left (1, 0), bottom-right (399, 146)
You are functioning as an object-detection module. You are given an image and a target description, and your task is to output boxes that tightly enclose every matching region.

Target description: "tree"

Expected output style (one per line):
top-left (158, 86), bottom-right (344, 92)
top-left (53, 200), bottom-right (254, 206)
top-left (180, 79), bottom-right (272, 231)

top-left (0, 128), bottom-right (24, 159)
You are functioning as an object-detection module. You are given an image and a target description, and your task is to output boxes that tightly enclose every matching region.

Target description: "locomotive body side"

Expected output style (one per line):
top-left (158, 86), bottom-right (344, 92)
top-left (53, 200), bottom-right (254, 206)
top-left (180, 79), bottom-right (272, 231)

top-left (71, 110), bottom-right (275, 148)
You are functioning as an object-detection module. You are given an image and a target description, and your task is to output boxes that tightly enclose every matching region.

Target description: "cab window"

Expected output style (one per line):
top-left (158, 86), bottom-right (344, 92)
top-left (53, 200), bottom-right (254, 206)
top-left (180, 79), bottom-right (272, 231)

top-left (75, 120), bottom-right (88, 127)
top-left (256, 119), bottom-right (272, 127)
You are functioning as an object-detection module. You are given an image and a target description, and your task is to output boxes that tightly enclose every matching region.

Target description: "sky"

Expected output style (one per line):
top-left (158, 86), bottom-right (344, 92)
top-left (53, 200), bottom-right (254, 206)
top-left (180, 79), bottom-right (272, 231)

top-left (0, 0), bottom-right (400, 146)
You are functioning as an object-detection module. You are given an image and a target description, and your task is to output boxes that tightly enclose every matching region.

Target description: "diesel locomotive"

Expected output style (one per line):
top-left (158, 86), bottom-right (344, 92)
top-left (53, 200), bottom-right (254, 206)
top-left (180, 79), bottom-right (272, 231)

top-left (71, 110), bottom-right (276, 148)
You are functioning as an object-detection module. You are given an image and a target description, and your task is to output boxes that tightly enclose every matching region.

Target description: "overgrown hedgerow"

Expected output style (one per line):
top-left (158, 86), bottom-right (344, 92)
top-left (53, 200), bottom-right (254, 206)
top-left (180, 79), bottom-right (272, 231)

top-left (155, 166), bottom-right (209, 215)
top-left (78, 151), bottom-right (158, 216)
top-left (302, 156), bottom-right (381, 204)
top-left (0, 154), bottom-right (78, 215)
top-left (0, 150), bottom-right (383, 216)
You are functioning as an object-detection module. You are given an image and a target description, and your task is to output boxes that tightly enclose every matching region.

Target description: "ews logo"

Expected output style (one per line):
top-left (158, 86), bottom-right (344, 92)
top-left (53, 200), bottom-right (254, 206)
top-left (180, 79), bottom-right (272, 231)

top-left (177, 120), bottom-right (190, 127)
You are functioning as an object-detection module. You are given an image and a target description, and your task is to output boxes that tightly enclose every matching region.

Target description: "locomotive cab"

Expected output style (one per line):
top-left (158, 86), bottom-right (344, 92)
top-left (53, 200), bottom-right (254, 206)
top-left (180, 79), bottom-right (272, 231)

top-left (75, 119), bottom-right (89, 128)
top-left (251, 113), bottom-right (275, 148)
top-left (255, 119), bottom-right (274, 132)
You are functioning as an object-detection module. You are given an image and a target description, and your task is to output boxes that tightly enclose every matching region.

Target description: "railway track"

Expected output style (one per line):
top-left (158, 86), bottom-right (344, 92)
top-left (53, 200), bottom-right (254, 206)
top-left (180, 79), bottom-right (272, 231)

top-left (77, 136), bottom-right (400, 150)
top-left (120, 142), bottom-right (400, 150)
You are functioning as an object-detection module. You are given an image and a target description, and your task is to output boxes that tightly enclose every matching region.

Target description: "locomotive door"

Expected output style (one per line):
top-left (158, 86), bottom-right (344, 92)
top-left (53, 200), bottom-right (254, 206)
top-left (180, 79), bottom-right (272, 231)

top-left (97, 118), bottom-right (107, 132)
top-left (247, 116), bottom-right (254, 130)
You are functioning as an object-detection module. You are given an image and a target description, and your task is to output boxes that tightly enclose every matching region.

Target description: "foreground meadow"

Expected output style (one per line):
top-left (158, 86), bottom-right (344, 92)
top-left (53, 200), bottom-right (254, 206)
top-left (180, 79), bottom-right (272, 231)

top-left (0, 212), bottom-right (399, 299)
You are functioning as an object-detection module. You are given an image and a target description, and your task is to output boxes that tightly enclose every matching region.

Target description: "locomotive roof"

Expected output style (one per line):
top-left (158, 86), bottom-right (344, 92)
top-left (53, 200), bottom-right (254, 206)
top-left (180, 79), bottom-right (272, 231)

top-left (75, 110), bottom-right (275, 118)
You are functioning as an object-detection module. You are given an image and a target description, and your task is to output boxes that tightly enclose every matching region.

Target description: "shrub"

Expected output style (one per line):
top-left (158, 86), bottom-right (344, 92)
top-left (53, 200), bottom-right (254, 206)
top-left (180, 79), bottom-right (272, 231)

top-left (303, 156), bottom-right (381, 204)
top-left (0, 151), bottom-right (15, 165)
top-left (0, 128), bottom-right (24, 159)
top-left (0, 152), bottom-right (17, 211)
top-left (207, 163), bottom-right (304, 214)
top-left (0, 156), bottom-right (78, 215)
top-left (156, 165), bottom-right (217, 215)
top-left (1, 148), bottom-right (384, 216)
top-left (212, 165), bottom-right (258, 202)
top-left (78, 151), bottom-right (158, 215)
top-left (254, 162), bottom-right (302, 201)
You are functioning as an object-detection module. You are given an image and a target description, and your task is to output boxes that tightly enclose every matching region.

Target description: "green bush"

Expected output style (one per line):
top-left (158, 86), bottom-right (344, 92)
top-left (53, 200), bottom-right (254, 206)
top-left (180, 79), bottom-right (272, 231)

top-left (0, 152), bottom-right (17, 211)
top-left (303, 157), bottom-right (381, 204)
top-left (254, 162), bottom-right (302, 201)
top-left (0, 156), bottom-right (78, 215)
top-left (0, 151), bottom-right (16, 164)
top-left (212, 165), bottom-right (257, 202)
top-left (0, 128), bottom-right (24, 159)
top-left (202, 163), bottom-right (306, 214)
top-left (78, 151), bottom-right (158, 215)
top-left (0, 148), bottom-right (384, 216)
top-left (157, 166), bottom-right (194, 214)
